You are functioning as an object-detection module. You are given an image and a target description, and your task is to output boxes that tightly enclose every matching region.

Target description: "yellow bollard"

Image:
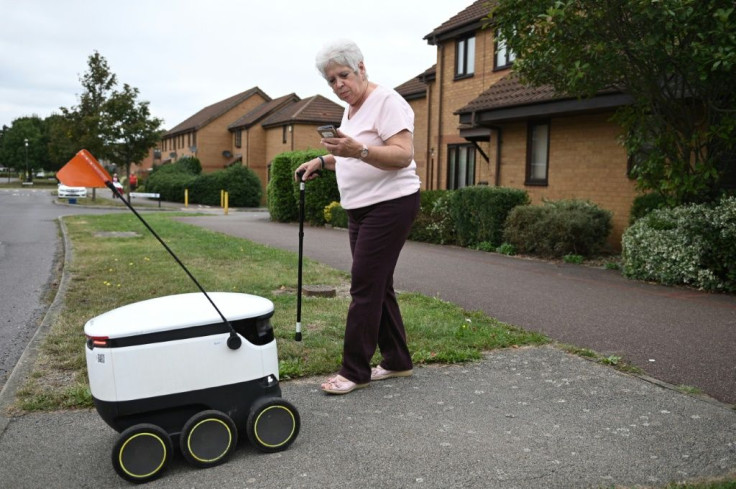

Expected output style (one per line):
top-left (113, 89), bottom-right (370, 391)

top-left (224, 191), bottom-right (229, 215)
top-left (184, 188), bottom-right (189, 208)
top-left (220, 189), bottom-right (224, 208)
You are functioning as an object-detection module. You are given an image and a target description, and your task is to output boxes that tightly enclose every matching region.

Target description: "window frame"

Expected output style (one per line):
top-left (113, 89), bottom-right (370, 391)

top-left (525, 120), bottom-right (550, 186)
top-left (454, 35), bottom-right (476, 80)
top-left (494, 29), bottom-right (516, 71)
top-left (447, 144), bottom-right (477, 190)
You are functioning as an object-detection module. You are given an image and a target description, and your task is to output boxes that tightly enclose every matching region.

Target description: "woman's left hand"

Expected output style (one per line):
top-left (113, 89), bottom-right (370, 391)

top-left (321, 129), bottom-right (361, 159)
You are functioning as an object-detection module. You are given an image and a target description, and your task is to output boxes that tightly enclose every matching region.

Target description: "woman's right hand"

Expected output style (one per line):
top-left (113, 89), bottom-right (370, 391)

top-left (294, 159), bottom-right (321, 182)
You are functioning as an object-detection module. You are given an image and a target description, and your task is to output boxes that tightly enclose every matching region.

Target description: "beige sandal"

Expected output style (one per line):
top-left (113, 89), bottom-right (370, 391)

top-left (370, 365), bottom-right (413, 381)
top-left (321, 375), bottom-right (369, 395)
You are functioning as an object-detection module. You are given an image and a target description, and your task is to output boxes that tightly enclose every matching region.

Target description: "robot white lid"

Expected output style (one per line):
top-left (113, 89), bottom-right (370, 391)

top-left (84, 292), bottom-right (274, 339)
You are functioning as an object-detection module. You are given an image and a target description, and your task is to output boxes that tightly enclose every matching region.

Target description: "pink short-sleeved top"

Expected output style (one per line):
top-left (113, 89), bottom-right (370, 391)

top-left (335, 85), bottom-right (421, 209)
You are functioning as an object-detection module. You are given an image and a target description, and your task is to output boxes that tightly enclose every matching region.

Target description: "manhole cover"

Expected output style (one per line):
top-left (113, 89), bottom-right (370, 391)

top-left (303, 285), bottom-right (336, 297)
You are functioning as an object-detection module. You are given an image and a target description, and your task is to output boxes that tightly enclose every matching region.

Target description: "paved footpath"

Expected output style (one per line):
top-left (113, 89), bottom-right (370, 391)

top-left (1, 348), bottom-right (734, 488)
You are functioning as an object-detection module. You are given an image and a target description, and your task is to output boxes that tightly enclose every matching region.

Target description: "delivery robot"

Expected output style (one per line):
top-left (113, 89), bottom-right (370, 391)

top-left (59, 149), bottom-right (301, 483)
top-left (85, 291), bottom-right (300, 483)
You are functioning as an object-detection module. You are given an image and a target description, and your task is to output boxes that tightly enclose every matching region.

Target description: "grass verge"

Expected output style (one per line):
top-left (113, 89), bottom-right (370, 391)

top-left (15, 213), bottom-right (547, 411)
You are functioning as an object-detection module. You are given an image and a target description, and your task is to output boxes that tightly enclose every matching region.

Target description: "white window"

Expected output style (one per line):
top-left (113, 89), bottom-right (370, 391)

top-left (456, 36), bottom-right (476, 78)
top-left (527, 121), bottom-right (549, 185)
top-left (495, 30), bottom-right (516, 70)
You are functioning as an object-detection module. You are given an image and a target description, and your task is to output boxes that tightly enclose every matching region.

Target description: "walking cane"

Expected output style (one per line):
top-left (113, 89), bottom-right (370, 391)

top-left (295, 169), bottom-right (320, 342)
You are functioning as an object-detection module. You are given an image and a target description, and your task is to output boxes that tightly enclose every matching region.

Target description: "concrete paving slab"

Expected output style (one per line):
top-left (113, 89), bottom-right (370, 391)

top-left (1, 347), bottom-right (734, 488)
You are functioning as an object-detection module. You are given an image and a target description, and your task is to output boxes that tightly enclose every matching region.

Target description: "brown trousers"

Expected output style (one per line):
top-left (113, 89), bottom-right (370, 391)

top-left (339, 191), bottom-right (420, 383)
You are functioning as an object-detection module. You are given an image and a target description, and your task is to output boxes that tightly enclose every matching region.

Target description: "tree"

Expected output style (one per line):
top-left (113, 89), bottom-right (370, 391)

top-left (491, 0), bottom-right (736, 205)
top-left (60, 51), bottom-right (163, 184)
top-left (60, 51), bottom-right (118, 161)
top-left (45, 114), bottom-right (78, 169)
top-left (104, 83), bottom-right (163, 185)
top-left (0, 116), bottom-right (44, 180)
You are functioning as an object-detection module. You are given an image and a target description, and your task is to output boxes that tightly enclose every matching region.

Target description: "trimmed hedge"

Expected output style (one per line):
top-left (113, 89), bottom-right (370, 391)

top-left (622, 196), bottom-right (736, 292)
top-left (503, 199), bottom-right (613, 257)
top-left (267, 150), bottom-right (340, 225)
top-left (145, 157), bottom-right (261, 206)
top-left (145, 157), bottom-right (201, 202)
top-left (450, 186), bottom-right (530, 247)
top-left (190, 165), bottom-right (262, 207)
top-left (267, 152), bottom-right (301, 222)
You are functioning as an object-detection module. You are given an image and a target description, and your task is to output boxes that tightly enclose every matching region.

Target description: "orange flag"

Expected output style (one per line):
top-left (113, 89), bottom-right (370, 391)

top-left (56, 149), bottom-right (112, 188)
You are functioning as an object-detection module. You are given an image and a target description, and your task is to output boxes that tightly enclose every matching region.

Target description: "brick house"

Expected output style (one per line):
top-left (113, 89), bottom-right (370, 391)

top-left (137, 90), bottom-right (342, 201)
top-left (227, 93), bottom-right (301, 188)
top-left (259, 95), bottom-right (343, 172)
top-left (401, 0), bottom-right (639, 246)
top-left (394, 68), bottom-right (431, 188)
top-left (159, 87), bottom-right (270, 170)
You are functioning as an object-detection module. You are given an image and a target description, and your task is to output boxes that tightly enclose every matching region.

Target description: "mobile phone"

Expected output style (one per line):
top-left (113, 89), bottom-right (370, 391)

top-left (317, 125), bottom-right (338, 138)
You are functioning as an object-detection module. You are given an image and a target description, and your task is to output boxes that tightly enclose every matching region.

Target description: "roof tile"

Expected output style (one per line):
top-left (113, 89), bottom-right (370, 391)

top-left (165, 87), bottom-right (269, 136)
top-left (455, 73), bottom-right (558, 114)
top-left (261, 95), bottom-right (343, 127)
top-left (424, 0), bottom-right (496, 43)
top-left (228, 93), bottom-right (301, 130)
top-left (395, 71), bottom-right (429, 99)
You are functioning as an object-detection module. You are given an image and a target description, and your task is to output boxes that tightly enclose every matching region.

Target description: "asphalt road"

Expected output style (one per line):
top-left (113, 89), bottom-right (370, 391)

top-left (179, 211), bottom-right (736, 405)
top-left (0, 187), bottom-right (124, 391)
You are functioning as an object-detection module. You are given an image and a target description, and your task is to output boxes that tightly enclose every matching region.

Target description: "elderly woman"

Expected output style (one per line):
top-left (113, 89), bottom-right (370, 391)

top-left (296, 39), bottom-right (421, 395)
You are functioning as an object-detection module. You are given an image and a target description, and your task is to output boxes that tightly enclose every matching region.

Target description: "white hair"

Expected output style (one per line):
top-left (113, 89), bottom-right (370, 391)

top-left (315, 39), bottom-right (368, 80)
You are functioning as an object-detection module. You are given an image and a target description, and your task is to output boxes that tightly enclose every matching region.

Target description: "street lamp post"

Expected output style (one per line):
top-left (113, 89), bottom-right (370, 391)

top-left (24, 138), bottom-right (29, 183)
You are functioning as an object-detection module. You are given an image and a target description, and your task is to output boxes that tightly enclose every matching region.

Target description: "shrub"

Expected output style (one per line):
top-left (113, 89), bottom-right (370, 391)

top-left (267, 150), bottom-right (339, 225)
top-left (295, 165), bottom-right (340, 227)
top-left (324, 201), bottom-right (349, 228)
top-left (629, 192), bottom-right (669, 224)
top-left (267, 152), bottom-right (300, 222)
top-left (189, 164), bottom-right (261, 207)
top-left (563, 254), bottom-right (584, 264)
top-left (503, 199), bottom-right (613, 258)
top-left (145, 158), bottom-right (260, 206)
top-left (409, 190), bottom-right (455, 244)
top-left (145, 157), bottom-right (203, 202)
top-left (174, 156), bottom-right (202, 175)
top-left (151, 156), bottom-right (202, 176)
top-left (621, 196), bottom-right (736, 292)
top-left (145, 172), bottom-right (196, 202)
top-left (450, 186), bottom-right (530, 247)
top-left (496, 243), bottom-right (516, 255)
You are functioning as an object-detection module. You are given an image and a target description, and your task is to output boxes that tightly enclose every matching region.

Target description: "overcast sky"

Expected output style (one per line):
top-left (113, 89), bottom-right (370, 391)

top-left (0, 0), bottom-right (477, 130)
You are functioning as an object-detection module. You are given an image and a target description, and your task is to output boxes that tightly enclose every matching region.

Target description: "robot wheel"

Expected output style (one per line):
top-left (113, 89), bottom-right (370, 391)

top-left (111, 423), bottom-right (173, 484)
top-left (179, 410), bottom-right (238, 468)
top-left (246, 397), bottom-right (301, 453)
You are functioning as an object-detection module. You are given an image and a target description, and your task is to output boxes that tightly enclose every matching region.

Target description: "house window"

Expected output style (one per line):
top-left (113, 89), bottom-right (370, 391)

top-left (282, 126), bottom-right (287, 144)
top-left (526, 121), bottom-right (550, 185)
top-left (447, 144), bottom-right (476, 189)
top-left (235, 130), bottom-right (242, 148)
top-left (455, 35), bottom-right (475, 79)
top-left (494, 30), bottom-right (516, 70)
